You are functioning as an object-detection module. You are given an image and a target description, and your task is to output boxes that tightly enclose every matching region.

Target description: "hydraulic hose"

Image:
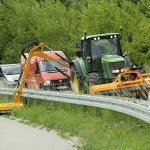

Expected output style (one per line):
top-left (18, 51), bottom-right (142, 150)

top-left (21, 41), bottom-right (39, 60)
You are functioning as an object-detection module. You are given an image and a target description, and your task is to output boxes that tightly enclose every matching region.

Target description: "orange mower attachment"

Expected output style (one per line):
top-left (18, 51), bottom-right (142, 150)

top-left (0, 88), bottom-right (24, 113)
top-left (90, 69), bottom-right (150, 100)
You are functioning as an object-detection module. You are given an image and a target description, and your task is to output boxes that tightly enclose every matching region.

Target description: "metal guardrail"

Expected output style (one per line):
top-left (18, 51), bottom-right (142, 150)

top-left (0, 88), bottom-right (150, 123)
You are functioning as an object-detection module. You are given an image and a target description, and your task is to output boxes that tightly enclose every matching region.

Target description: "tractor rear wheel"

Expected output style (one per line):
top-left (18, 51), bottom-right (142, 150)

top-left (87, 72), bottom-right (103, 94)
top-left (70, 65), bottom-right (84, 94)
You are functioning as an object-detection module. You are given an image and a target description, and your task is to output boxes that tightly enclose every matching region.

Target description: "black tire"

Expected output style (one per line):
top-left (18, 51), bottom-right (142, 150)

top-left (70, 65), bottom-right (84, 94)
top-left (87, 72), bottom-right (103, 94)
top-left (87, 72), bottom-right (103, 85)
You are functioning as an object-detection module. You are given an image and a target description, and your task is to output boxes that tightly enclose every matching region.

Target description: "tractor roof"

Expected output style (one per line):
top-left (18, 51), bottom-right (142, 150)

top-left (81, 33), bottom-right (120, 40)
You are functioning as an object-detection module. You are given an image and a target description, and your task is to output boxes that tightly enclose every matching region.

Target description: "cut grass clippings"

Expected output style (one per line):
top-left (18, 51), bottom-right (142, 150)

top-left (10, 100), bottom-right (150, 150)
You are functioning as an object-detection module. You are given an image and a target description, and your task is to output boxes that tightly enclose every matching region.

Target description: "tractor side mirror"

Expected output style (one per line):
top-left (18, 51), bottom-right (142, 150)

top-left (76, 51), bottom-right (82, 57)
top-left (127, 34), bottom-right (132, 43)
top-left (75, 41), bottom-right (80, 48)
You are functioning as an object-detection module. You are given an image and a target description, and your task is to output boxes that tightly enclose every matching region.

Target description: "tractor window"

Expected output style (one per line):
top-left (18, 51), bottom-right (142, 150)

top-left (91, 40), bottom-right (105, 59)
top-left (100, 38), bottom-right (118, 55)
top-left (91, 38), bottom-right (118, 59)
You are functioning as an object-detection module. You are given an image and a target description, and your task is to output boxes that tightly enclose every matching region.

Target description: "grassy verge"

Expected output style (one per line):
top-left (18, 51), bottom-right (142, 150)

top-left (10, 100), bottom-right (150, 150)
top-left (0, 95), bottom-right (13, 103)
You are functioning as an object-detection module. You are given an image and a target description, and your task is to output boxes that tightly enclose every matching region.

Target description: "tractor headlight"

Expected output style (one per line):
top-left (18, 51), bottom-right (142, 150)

top-left (44, 80), bottom-right (50, 86)
top-left (112, 69), bottom-right (119, 73)
top-left (121, 69), bottom-right (124, 72)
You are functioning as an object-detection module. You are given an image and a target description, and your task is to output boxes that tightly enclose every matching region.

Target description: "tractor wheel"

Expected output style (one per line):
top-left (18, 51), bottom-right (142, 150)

top-left (70, 65), bottom-right (84, 94)
top-left (87, 72), bottom-right (103, 94)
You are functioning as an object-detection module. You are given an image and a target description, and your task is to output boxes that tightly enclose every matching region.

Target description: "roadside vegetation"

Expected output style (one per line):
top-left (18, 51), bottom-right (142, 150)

top-left (0, 0), bottom-right (150, 66)
top-left (10, 99), bottom-right (150, 150)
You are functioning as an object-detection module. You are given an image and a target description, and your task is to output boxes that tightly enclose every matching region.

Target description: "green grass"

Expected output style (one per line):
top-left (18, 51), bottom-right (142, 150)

top-left (10, 100), bottom-right (150, 150)
top-left (0, 95), bottom-right (13, 103)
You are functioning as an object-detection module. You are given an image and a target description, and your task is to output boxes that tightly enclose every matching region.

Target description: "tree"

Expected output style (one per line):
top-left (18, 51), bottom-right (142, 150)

top-left (0, 0), bottom-right (81, 63)
top-left (0, 0), bottom-right (149, 66)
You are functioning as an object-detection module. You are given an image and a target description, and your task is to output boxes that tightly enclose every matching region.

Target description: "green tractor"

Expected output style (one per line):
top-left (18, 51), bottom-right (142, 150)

top-left (70, 31), bottom-right (140, 94)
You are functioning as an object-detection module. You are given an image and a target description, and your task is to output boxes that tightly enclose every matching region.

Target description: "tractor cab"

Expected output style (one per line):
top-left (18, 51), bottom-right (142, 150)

top-left (76, 32), bottom-right (125, 82)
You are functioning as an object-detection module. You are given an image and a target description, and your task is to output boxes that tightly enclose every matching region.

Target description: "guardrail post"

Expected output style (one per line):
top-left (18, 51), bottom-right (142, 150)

top-left (27, 98), bottom-right (30, 107)
top-left (43, 99), bottom-right (46, 105)
top-left (72, 104), bottom-right (76, 109)
top-left (128, 115), bottom-right (131, 124)
top-left (36, 98), bottom-right (38, 105)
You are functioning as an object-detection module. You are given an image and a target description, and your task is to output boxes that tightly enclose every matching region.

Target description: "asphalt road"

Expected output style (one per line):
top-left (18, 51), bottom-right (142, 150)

top-left (0, 116), bottom-right (75, 150)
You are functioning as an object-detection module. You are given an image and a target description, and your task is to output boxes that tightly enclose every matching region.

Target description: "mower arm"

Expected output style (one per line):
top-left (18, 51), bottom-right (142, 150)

top-left (0, 42), bottom-right (70, 112)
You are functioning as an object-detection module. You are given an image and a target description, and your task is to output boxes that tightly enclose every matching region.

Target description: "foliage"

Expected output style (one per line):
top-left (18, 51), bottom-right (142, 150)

top-left (0, 0), bottom-right (80, 63)
top-left (0, 0), bottom-right (149, 65)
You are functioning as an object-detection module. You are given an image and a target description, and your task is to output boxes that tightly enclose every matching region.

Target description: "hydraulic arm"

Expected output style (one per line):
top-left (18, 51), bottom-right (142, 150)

top-left (0, 42), bottom-right (70, 112)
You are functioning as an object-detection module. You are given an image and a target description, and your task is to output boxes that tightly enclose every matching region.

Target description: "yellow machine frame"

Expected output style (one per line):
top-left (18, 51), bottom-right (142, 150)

top-left (0, 43), bottom-right (70, 111)
top-left (90, 68), bottom-right (150, 95)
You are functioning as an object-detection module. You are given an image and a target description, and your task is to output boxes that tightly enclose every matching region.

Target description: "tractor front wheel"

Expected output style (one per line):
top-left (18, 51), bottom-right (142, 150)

top-left (70, 65), bottom-right (84, 94)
